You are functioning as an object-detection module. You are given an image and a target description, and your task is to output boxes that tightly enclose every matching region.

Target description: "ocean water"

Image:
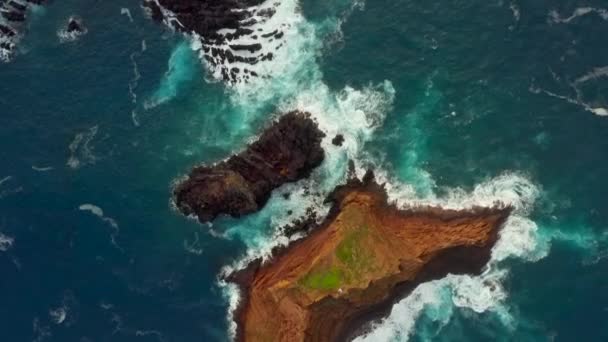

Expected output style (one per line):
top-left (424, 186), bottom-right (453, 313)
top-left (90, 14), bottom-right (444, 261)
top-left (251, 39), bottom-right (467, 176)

top-left (1, 0), bottom-right (607, 341)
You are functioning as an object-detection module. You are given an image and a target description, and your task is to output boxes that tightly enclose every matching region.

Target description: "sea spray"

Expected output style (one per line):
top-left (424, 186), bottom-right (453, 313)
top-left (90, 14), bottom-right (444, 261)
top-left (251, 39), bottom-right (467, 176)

top-left (145, 40), bottom-right (197, 109)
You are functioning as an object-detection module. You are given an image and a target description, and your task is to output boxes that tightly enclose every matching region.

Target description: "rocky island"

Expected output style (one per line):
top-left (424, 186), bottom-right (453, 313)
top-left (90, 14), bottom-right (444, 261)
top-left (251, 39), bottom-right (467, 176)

top-left (229, 171), bottom-right (511, 342)
top-left (173, 111), bottom-right (325, 223)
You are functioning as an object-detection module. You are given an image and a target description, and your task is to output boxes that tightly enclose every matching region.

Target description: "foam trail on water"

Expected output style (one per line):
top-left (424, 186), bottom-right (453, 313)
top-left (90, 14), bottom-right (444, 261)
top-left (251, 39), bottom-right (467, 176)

top-left (67, 126), bottom-right (99, 169)
top-left (573, 65), bottom-right (608, 85)
top-left (145, 40), bottom-right (196, 109)
top-left (31, 165), bottom-right (54, 172)
top-left (549, 7), bottom-right (608, 24)
top-left (78, 204), bottom-right (122, 250)
top-left (529, 84), bottom-right (608, 117)
top-left (129, 40), bottom-right (147, 126)
top-left (121, 8), bottom-right (134, 22)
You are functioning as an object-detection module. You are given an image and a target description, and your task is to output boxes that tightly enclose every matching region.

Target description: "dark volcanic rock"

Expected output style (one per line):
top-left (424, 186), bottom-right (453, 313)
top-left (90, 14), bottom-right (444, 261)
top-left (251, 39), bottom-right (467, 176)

top-left (66, 17), bottom-right (83, 33)
top-left (141, 0), bottom-right (288, 83)
top-left (0, 0), bottom-right (48, 62)
top-left (331, 134), bottom-right (344, 146)
top-left (173, 111), bottom-right (326, 223)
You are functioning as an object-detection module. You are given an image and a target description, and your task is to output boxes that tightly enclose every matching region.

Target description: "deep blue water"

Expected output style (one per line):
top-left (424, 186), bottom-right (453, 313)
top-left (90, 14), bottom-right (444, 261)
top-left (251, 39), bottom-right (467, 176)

top-left (1, 0), bottom-right (607, 341)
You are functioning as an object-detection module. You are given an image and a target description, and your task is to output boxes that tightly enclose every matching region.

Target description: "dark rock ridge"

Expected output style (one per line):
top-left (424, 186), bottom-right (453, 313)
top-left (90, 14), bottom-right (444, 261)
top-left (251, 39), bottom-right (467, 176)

top-left (142, 0), bottom-right (289, 83)
top-left (0, 0), bottom-right (48, 62)
top-left (173, 111), bottom-right (326, 223)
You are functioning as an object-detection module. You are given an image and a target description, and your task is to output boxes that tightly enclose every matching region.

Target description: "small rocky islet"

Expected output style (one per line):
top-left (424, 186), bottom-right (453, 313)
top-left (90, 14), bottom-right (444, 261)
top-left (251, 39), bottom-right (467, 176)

top-left (172, 111), bottom-right (512, 342)
top-left (173, 111), bottom-right (325, 223)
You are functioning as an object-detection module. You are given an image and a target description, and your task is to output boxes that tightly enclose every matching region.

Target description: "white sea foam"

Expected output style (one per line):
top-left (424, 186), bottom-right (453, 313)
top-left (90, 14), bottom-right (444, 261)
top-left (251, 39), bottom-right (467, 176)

top-left (31, 165), bottom-right (54, 172)
top-left (210, 1), bottom-right (555, 340)
top-left (574, 65), bottom-right (608, 85)
top-left (549, 7), bottom-right (608, 24)
top-left (49, 307), bottom-right (66, 325)
top-left (0, 232), bottom-right (14, 251)
top-left (121, 8), bottom-right (134, 23)
top-left (0, 176), bottom-right (12, 187)
top-left (144, 40), bottom-right (195, 109)
top-left (129, 40), bottom-right (146, 126)
top-left (67, 125), bottom-right (98, 169)
top-left (183, 232), bottom-right (203, 255)
top-left (510, 1), bottom-right (521, 23)
top-left (530, 84), bottom-right (608, 117)
top-left (57, 17), bottom-right (87, 43)
top-left (32, 317), bottom-right (52, 342)
top-left (0, 175), bottom-right (23, 199)
top-left (78, 204), bottom-right (121, 249)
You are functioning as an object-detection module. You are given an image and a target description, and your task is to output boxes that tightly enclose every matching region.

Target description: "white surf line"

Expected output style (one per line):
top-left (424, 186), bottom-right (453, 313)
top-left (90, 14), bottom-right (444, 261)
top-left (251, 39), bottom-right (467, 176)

top-left (549, 7), bottom-right (608, 24)
top-left (78, 204), bottom-right (123, 251)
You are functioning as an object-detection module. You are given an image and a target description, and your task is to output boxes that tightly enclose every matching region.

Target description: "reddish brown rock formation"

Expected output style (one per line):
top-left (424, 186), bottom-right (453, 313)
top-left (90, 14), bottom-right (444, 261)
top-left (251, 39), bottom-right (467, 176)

top-left (173, 111), bottom-right (325, 223)
top-left (229, 171), bottom-right (511, 342)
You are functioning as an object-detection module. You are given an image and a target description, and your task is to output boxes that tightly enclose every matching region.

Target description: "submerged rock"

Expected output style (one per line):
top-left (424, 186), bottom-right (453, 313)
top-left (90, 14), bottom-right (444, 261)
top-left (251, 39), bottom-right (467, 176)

top-left (173, 111), bottom-right (325, 223)
top-left (58, 16), bottom-right (87, 42)
top-left (228, 171), bottom-right (512, 342)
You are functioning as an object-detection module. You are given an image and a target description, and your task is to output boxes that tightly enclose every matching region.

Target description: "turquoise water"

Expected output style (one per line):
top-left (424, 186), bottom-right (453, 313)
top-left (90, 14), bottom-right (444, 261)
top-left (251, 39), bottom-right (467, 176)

top-left (1, 0), bottom-right (607, 341)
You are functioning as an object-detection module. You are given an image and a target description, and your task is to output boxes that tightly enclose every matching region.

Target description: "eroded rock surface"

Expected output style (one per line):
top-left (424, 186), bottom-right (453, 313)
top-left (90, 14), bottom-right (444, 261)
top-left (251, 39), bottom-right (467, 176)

top-left (142, 0), bottom-right (290, 83)
top-left (173, 111), bottom-right (325, 223)
top-left (0, 0), bottom-right (48, 62)
top-left (230, 171), bottom-right (511, 342)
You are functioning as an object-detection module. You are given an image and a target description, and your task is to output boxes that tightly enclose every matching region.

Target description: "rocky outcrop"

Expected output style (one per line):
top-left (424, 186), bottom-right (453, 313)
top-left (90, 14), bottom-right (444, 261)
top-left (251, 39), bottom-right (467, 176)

top-left (66, 17), bottom-right (83, 34)
top-left (0, 0), bottom-right (48, 62)
top-left (173, 111), bottom-right (325, 223)
top-left (229, 171), bottom-right (512, 342)
top-left (332, 134), bottom-right (344, 146)
top-left (141, 0), bottom-right (289, 83)
top-left (58, 16), bottom-right (87, 42)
